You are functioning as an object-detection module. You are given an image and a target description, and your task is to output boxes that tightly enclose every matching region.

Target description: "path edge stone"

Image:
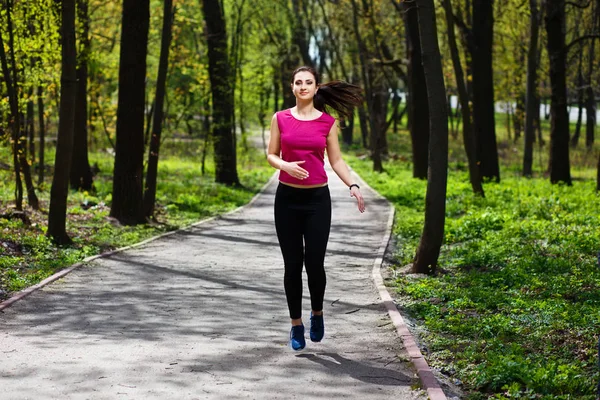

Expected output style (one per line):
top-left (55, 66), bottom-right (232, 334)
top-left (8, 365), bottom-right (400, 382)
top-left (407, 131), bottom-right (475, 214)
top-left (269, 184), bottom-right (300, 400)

top-left (0, 172), bottom-right (279, 312)
top-left (351, 169), bottom-right (448, 400)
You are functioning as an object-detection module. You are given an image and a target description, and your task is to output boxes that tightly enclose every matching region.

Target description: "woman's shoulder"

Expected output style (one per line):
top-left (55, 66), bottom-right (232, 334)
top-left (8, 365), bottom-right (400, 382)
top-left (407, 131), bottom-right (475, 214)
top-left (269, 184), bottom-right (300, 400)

top-left (321, 111), bottom-right (335, 122)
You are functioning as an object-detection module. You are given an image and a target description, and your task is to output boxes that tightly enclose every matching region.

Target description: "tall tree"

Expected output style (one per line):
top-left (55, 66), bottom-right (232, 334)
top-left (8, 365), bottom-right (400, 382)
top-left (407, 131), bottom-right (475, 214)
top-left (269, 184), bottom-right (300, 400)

top-left (545, 0), bottom-right (571, 185)
top-left (403, 0), bottom-right (429, 180)
top-left (110, 0), bottom-right (150, 224)
top-left (37, 85), bottom-right (45, 185)
top-left (350, 0), bottom-right (383, 172)
top-left (70, 0), bottom-right (93, 191)
top-left (472, 0), bottom-right (500, 182)
top-left (2, 0), bottom-right (39, 210)
top-left (585, 0), bottom-right (599, 148)
top-left (0, 0), bottom-right (24, 211)
top-left (144, 0), bottom-right (175, 218)
top-left (201, 0), bottom-right (240, 185)
top-left (442, 0), bottom-right (484, 196)
top-left (291, 0), bottom-right (313, 67)
top-left (47, 0), bottom-right (77, 244)
top-left (412, 0), bottom-right (449, 275)
top-left (524, 0), bottom-right (542, 176)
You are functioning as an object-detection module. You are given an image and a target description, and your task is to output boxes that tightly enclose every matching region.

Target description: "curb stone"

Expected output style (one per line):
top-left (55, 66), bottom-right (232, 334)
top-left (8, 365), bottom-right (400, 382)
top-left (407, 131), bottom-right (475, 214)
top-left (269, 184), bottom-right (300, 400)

top-left (350, 168), bottom-right (448, 400)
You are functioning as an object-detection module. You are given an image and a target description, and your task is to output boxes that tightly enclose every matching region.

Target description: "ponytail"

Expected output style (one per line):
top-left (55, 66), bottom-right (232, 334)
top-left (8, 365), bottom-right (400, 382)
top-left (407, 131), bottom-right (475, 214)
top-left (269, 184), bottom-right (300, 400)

top-left (291, 66), bottom-right (363, 119)
top-left (314, 81), bottom-right (363, 119)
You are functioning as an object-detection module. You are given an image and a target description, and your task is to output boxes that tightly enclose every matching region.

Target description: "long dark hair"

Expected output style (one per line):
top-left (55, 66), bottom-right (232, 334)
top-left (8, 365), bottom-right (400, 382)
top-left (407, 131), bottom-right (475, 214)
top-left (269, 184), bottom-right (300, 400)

top-left (291, 66), bottom-right (363, 119)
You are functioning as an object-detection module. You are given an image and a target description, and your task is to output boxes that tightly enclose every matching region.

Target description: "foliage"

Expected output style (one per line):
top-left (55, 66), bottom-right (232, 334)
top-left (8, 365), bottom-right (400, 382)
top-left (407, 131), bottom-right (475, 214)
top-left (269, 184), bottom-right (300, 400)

top-left (348, 125), bottom-right (600, 398)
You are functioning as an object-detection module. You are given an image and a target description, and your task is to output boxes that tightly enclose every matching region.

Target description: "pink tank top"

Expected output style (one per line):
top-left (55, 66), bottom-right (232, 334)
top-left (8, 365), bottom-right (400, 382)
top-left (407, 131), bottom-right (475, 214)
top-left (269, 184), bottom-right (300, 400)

top-left (277, 109), bottom-right (336, 186)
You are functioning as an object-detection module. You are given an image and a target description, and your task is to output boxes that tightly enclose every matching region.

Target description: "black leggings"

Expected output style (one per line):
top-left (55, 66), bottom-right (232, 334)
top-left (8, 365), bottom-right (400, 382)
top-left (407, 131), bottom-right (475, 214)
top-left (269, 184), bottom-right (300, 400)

top-left (274, 183), bottom-right (331, 320)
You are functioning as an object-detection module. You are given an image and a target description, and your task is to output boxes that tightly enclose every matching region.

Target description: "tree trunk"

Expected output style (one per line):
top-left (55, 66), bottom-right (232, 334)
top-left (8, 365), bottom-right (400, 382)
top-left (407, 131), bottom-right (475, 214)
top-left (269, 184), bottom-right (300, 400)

top-left (412, 0), bottom-right (449, 275)
top-left (110, 0), bottom-right (150, 224)
top-left (585, 86), bottom-right (596, 148)
top-left (340, 114), bottom-right (354, 146)
top-left (201, 0), bottom-right (239, 185)
top-left (272, 67), bottom-right (280, 113)
top-left (291, 0), bottom-right (313, 67)
top-left (350, 0), bottom-right (381, 172)
top-left (358, 105), bottom-right (370, 149)
top-left (404, 0), bottom-right (429, 179)
top-left (585, 1), bottom-right (598, 149)
top-left (18, 124), bottom-right (39, 209)
top-left (443, 0), bottom-right (484, 196)
top-left (27, 87), bottom-right (35, 167)
top-left (70, 0), bottom-right (93, 191)
top-left (47, 0), bottom-right (77, 244)
top-left (472, 0), bottom-right (500, 182)
top-left (506, 102), bottom-right (512, 141)
top-left (597, 151), bottom-right (600, 191)
top-left (37, 85), bottom-right (45, 185)
top-left (281, 54), bottom-right (298, 109)
top-left (351, 53), bottom-right (369, 148)
top-left (545, 0), bottom-right (571, 185)
top-left (144, 0), bottom-right (174, 218)
top-left (369, 80), bottom-right (389, 168)
top-left (0, 1), bottom-right (23, 210)
top-left (571, 54), bottom-right (584, 147)
top-left (513, 95), bottom-right (525, 141)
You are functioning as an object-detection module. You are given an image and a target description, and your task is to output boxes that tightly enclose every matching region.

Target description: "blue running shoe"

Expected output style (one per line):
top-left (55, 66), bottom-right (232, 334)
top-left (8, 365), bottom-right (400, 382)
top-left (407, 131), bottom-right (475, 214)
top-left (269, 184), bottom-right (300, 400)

top-left (290, 324), bottom-right (306, 351)
top-left (310, 313), bottom-right (324, 342)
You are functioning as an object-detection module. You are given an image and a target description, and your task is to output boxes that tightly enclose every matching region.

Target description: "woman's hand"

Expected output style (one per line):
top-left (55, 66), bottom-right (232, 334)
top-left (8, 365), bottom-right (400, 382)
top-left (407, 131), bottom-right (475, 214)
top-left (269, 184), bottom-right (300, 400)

top-left (281, 160), bottom-right (309, 180)
top-left (350, 187), bottom-right (365, 213)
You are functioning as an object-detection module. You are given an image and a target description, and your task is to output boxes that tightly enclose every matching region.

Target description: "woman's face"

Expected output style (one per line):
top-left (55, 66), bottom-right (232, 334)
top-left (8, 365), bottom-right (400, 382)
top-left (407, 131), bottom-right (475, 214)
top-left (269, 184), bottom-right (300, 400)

top-left (291, 71), bottom-right (318, 100)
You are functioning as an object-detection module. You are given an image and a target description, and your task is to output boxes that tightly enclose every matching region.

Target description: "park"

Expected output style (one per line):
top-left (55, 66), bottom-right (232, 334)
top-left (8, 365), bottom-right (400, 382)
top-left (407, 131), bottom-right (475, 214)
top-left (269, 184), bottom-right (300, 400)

top-left (1, 0), bottom-right (599, 398)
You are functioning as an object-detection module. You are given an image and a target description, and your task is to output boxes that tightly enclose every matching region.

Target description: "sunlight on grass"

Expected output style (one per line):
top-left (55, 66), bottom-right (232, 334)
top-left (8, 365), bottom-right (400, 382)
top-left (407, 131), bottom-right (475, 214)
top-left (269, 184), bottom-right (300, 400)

top-left (347, 123), bottom-right (600, 398)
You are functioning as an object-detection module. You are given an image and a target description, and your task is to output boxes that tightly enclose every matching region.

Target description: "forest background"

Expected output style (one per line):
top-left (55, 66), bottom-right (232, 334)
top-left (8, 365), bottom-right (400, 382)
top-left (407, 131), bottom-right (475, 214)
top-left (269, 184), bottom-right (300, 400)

top-left (1, 0), bottom-right (599, 398)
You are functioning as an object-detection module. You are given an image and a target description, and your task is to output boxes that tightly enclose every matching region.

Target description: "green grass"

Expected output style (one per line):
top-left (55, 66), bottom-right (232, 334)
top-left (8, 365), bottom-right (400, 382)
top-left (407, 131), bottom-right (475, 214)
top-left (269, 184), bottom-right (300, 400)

top-left (0, 138), bottom-right (273, 295)
top-left (347, 121), bottom-right (600, 398)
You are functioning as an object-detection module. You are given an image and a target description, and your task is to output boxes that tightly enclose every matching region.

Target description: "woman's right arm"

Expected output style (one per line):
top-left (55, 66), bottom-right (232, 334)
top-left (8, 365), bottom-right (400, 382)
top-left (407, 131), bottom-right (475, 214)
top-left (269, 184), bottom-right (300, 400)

top-left (267, 113), bottom-right (284, 170)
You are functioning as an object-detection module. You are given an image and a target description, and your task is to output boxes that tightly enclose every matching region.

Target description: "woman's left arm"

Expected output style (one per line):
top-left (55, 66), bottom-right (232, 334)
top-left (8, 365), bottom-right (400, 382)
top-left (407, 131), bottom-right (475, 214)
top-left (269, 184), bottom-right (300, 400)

top-left (326, 121), bottom-right (365, 213)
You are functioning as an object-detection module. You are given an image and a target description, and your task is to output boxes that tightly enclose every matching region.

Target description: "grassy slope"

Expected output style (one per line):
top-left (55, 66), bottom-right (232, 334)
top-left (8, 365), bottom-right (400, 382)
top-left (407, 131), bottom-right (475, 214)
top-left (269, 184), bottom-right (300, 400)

top-left (348, 114), bottom-right (600, 398)
top-left (0, 139), bottom-right (273, 295)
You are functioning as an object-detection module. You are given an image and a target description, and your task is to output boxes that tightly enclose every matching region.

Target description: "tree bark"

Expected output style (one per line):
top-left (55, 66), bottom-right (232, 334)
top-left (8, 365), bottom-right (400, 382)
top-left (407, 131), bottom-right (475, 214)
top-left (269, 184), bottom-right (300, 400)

top-left (585, 0), bottom-right (598, 148)
top-left (26, 87), bottom-right (35, 167)
top-left (144, 0), bottom-right (174, 218)
top-left (412, 0), bottom-right (449, 275)
top-left (545, 0), bottom-right (572, 185)
top-left (70, 0), bottom-right (94, 191)
top-left (523, 0), bottom-right (540, 178)
top-left (0, 1), bottom-right (23, 211)
top-left (340, 114), bottom-right (354, 146)
top-left (597, 151), bottom-right (600, 191)
top-left (442, 0), bottom-right (484, 196)
top-left (404, 0), bottom-right (429, 179)
top-left (201, 0), bottom-right (239, 185)
top-left (350, 0), bottom-right (382, 171)
top-left (291, 0), bottom-right (313, 67)
top-left (37, 85), bottom-right (45, 185)
top-left (571, 52), bottom-right (584, 147)
top-left (47, 0), bottom-right (77, 244)
top-left (110, 0), bottom-right (150, 224)
top-left (472, 0), bottom-right (500, 182)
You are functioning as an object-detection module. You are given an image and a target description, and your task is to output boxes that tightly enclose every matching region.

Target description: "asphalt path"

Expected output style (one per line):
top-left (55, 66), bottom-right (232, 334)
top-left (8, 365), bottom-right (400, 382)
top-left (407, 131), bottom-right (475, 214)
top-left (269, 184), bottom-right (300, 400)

top-left (0, 167), bottom-right (424, 400)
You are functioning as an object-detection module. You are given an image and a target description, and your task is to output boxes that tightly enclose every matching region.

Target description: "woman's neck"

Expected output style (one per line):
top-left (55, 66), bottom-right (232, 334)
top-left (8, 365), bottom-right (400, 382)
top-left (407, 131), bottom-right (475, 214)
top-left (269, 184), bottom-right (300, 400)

top-left (294, 101), bottom-right (315, 117)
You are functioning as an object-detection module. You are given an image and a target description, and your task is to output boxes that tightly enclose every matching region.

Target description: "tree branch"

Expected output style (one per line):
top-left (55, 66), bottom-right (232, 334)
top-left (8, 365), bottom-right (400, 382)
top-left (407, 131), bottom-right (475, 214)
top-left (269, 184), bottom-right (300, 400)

top-left (565, 0), bottom-right (592, 8)
top-left (566, 34), bottom-right (600, 52)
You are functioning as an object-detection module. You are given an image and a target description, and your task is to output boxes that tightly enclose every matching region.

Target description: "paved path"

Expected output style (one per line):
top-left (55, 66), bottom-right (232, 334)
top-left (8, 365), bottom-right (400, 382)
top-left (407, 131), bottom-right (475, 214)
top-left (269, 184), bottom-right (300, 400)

top-left (0, 168), bottom-right (424, 400)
